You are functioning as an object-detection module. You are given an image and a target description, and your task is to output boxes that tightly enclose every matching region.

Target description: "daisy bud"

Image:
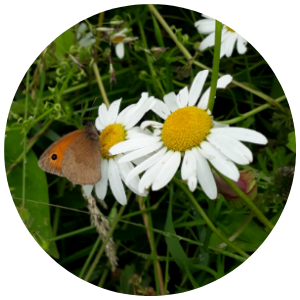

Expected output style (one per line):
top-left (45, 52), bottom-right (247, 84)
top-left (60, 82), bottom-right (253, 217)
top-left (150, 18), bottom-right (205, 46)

top-left (109, 20), bottom-right (125, 25)
top-left (123, 36), bottom-right (139, 43)
top-left (96, 27), bottom-right (114, 32)
top-left (214, 170), bottom-right (257, 208)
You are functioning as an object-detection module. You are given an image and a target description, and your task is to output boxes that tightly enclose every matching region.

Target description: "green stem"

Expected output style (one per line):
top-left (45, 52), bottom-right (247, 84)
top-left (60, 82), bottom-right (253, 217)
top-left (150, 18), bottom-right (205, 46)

top-left (92, 62), bottom-right (110, 108)
top-left (49, 226), bottom-right (95, 242)
top-left (137, 18), bottom-right (165, 97)
top-left (149, 4), bottom-right (285, 112)
top-left (31, 107), bottom-right (55, 127)
top-left (216, 171), bottom-right (274, 230)
top-left (173, 177), bottom-right (249, 259)
top-left (84, 205), bottom-right (126, 282)
top-left (164, 246), bottom-right (169, 294)
top-left (22, 70), bottom-right (30, 208)
top-left (146, 198), bottom-right (161, 295)
top-left (207, 20), bottom-right (223, 112)
top-left (220, 95), bottom-right (286, 124)
top-left (79, 237), bottom-right (101, 279)
top-left (6, 120), bottom-right (52, 176)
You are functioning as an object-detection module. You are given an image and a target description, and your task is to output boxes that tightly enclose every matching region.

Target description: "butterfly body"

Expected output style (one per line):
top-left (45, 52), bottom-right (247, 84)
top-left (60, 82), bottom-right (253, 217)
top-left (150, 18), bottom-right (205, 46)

top-left (38, 122), bottom-right (101, 185)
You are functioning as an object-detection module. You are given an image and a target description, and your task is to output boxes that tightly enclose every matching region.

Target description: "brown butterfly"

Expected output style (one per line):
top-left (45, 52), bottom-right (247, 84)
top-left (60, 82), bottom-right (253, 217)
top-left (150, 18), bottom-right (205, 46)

top-left (38, 122), bottom-right (101, 185)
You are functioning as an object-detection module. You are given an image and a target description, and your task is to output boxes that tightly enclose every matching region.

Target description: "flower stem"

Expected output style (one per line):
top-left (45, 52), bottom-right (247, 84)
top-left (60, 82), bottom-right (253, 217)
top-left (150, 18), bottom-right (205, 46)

top-left (138, 196), bottom-right (165, 295)
top-left (173, 177), bottom-right (250, 259)
top-left (220, 95), bottom-right (286, 124)
top-left (149, 4), bottom-right (285, 112)
top-left (216, 171), bottom-right (274, 230)
top-left (207, 20), bottom-right (223, 112)
top-left (92, 62), bottom-right (110, 108)
top-left (22, 70), bottom-right (30, 208)
top-left (137, 18), bottom-right (165, 97)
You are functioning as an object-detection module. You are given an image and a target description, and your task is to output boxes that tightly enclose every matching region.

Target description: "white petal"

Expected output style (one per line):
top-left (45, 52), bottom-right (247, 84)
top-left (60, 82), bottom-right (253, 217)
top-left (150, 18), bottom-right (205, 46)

top-left (116, 157), bottom-right (146, 196)
top-left (195, 19), bottom-right (215, 34)
top-left (210, 127), bottom-right (268, 144)
top-left (225, 33), bottom-right (238, 57)
top-left (123, 93), bottom-right (149, 128)
top-left (163, 92), bottom-right (179, 112)
top-left (198, 74), bottom-right (233, 110)
top-left (111, 28), bottom-right (128, 38)
top-left (201, 141), bottom-right (240, 182)
top-left (192, 148), bottom-right (217, 199)
top-left (188, 70), bottom-right (209, 106)
top-left (138, 150), bottom-right (173, 194)
top-left (118, 142), bottom-right (164, 164)
top-left (237, 35), bottom-right (248, 54)
top-left (199, 32), bottom-right (215, 51)
top-left (181, 150), bottom-right (196, 180)
top-left (176, 86), bottom-right (189, 108)
top-left (116, 104), bottom-right (135, 124)
top-left (152, 151), bottom-right (181, 191)
top-left (98, 103), bottom-right (111, 127)
top-left (83, 185), bottom-right (94, 197)
top-left (108, 159), bottom-right (127, 205)
top-left (124, 96), bottom-right (154, 130)
top-left (95, 159), bottom-right (108, 199)
top-left (126, 127), bottom-right (152, 139)
top-left (95, 116), bottom-right (105, 131)
top-left (212, 120), bottom-right (229, 128)
top-left (126, 147), bottom-right (167, 186)
top-left (140, 120), bottom-right (163, 130)
top-left (109, 136), bottom-right (162, 155)
top-left (153, 129), bottom-right (162, 136)
top-left (151, 99), bottom-right (171, 120)
top-left (115, 42), bottom-right (125, 59)
top-left (187, 176), bottom-right (197, 192)
top-left (207, 133), bottom-right (253, 165)
top-left (108, 99), bottom-right (122, 123)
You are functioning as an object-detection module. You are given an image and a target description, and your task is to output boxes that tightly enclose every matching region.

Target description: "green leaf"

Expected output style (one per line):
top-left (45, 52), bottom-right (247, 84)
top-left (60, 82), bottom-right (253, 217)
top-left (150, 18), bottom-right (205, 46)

top-left (210, 214), bottom-right (268, 253)
top-left (164, 184), bottom-right (196, 273)
top-left (120, 265), bottom-right (135, 294)
top-left (5, 125), bottom-right (59, 258)
top-left (286, 131), bottom-right (296, 153)
top-left (152, 14), bottom-right (164, 47)
top-left (55, 28), bottom-right (75, 59)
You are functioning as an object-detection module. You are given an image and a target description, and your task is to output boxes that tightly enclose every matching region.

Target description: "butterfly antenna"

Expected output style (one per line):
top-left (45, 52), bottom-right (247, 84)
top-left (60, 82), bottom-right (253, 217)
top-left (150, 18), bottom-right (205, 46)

top-left (87, 97), bottom-right (97, 124)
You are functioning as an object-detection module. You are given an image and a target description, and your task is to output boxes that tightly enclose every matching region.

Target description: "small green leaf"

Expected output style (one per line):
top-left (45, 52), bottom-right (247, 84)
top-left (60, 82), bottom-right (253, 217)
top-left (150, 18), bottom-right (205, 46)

top-left (286, 131), bottom-right (296, 153)
top-left (55, 28), bottom-right (75, 59)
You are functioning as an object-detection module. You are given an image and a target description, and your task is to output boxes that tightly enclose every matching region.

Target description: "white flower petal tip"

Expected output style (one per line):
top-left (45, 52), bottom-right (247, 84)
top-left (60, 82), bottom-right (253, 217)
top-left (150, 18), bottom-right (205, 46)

top-left (217, 75), bottom-right (233, 89)
top-left (83, 185), bottom-right (94, 198)
top-left (201, 141), bottom-right (240, 182)
top-left (177, 86), bottom-right (189, 108)
top-left (116, 42), bottom-right (125, 59)
top-left (210, 127), bottom-right (268, 145)
top-left (187, 176), bottom-right (197, 192)
top-left (188, 70), bottom-right (209, 106)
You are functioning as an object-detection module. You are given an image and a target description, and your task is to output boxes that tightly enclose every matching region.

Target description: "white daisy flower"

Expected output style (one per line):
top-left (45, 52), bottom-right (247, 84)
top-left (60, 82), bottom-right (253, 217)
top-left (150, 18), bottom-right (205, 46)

top-left (109, 70), bottom-right (267, 200)
top-left (195, 15), bottom-right (247, 58)
top-left (109, 28), bottom-right (133, 59)
top-left (83, 93), bottom-right (155, 205)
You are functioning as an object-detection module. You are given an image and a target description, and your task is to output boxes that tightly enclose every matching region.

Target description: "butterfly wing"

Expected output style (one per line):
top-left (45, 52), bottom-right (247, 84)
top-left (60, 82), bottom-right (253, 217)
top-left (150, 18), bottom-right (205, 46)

top-left (38, 129), bottom-right (83, 177)
top-left (62, 124), bottom-right (101, 185)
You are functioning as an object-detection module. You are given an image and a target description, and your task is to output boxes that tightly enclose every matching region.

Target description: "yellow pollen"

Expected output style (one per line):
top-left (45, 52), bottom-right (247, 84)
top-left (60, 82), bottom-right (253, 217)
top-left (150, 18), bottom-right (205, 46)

top-left (161, 106), bottom-right (212, 152)
top-left (226, 25), bottom-right (235, 32)
top-left (100, 124), bottom-right (126, 158)
top-left (110, 36), bottom-right (125, 43)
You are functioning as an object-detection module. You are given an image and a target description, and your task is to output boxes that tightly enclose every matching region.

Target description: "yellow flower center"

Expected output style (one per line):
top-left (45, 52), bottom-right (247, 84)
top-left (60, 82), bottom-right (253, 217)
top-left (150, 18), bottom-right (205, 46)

top-left (161, 106), bottom-right (212, 152)
top-left (226, 26), bottom-right (235, 32)
top-left (110, 36), bottom-right (125, 43)
top-left (100, 124), bottom-right (126, 158)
